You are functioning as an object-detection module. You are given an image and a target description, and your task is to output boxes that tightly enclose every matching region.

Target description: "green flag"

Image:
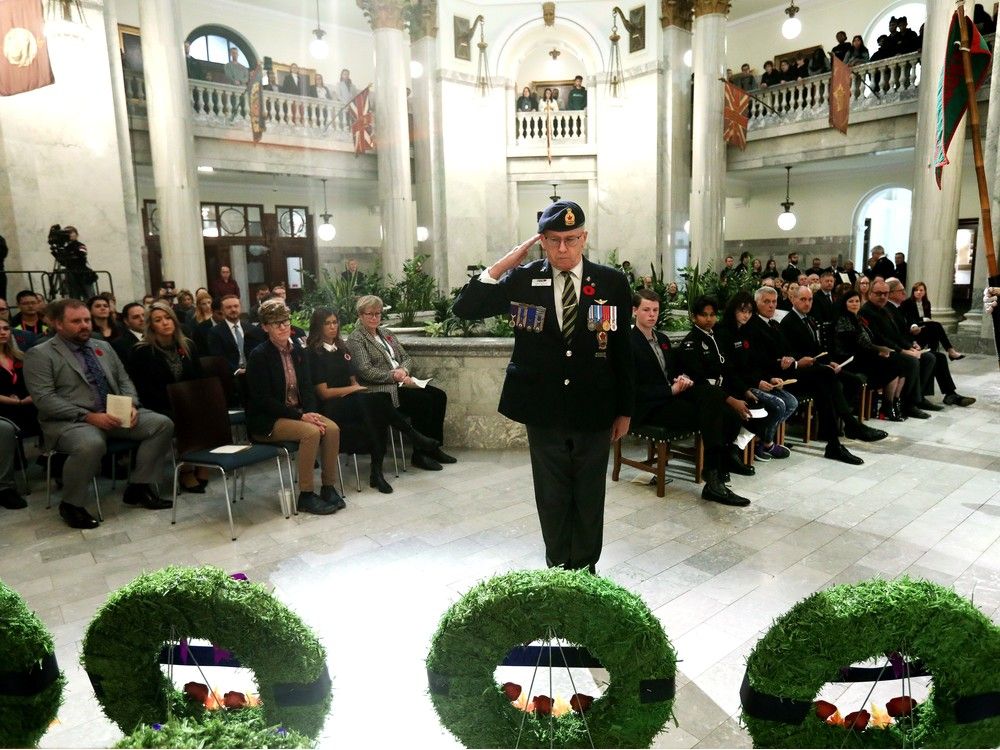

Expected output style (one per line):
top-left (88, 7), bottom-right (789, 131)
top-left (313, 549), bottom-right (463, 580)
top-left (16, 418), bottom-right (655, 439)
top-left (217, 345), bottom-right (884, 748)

top-left (934, 11), bottom-right (992, 188)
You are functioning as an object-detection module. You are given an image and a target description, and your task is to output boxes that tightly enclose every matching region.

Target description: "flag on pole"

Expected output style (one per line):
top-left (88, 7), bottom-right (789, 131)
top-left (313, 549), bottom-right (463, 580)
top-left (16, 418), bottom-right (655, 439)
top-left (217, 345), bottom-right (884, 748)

top-left (722, 81), bottom-right (749, 150)
top-left (247, 65), bottom-right (266, 142)
top-left (350, 86), bottom-right (375, 156)
top-left (0, 0), bottom-right (53, 96)
top-left (828, 55), bottom-right (852, 134)
top-left (934, 11), bottom-right (991, 187)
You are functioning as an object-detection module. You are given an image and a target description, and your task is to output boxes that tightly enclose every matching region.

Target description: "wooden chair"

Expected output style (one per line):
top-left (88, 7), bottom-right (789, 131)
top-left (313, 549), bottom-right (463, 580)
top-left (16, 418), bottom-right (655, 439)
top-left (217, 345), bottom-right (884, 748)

top-left (778, 396), bottom-right (815, 445)
top-left (612, 425), bottom-right (704, 499)
top-left (167, 377), bottom-right (290, 541)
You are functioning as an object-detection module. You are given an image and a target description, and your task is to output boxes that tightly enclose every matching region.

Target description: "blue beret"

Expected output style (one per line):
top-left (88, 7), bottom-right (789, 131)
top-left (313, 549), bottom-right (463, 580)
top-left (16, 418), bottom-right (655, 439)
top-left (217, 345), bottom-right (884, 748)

top-left (538, 200), bottom-right (585, 233)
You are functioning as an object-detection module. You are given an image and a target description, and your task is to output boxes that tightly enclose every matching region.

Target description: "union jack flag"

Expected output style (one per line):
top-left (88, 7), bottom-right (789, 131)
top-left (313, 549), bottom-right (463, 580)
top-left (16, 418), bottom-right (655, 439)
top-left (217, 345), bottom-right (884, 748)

top-left (350, 86), bottom-right (375, 156)
top-left (723, 81), bottom-right (750, 151)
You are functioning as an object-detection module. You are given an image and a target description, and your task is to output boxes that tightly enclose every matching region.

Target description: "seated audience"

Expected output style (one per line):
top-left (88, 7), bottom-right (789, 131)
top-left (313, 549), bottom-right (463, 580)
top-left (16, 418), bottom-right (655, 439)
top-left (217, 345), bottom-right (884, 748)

top-left (632, 291), bottom-right (750, 507)
top-left (173, 289), bottom-right (196, 325)
top-left (752, 258), bottom-right (763, 276)
top-left (12, 290), bottom-right (48, 336)
top-left (111, 302), bottom-right (146, 362)
top-left (759, 60), bottom-right (782, 87)
top-left (306, 307), bottom-right (439, 494)
top-left (209, 265), bottom-right (240, 302)
top-left (208, 295), bottom-right (265, 373)
top-left (812, 270), bottom-right (837, 325)
top-left (517, 86), bottom-right (538, 111)
top-left (348, 295), bottom-right (455, 470)
top-left (245, 299), bottom-right (345, 515)
top-left (88, 295), bottom-right (123, 341)
top-left (23, 299), bottom-right (174, 529)
top-left (832, 289), bottom-right (906, 421)
top-left (831, 31), bottom-right (852, 60)
top-left (856, 273), bottom-right (870, 298)
top-left (0, 318), bottom-right (38, 438)
top-left (844, 35), bottom-right (870, 65)
top-left (664, 281), bottom-right (682, 305)
top-left (901, 281), bottom-right (963, 362)
top-left (192, 295), bottom-right (222, 357)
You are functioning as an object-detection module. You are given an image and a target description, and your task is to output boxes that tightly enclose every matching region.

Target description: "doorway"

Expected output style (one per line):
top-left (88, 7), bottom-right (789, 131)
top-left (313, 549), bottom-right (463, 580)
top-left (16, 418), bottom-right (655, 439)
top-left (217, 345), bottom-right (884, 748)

top-left (853, 187), bottom-right (912, 269)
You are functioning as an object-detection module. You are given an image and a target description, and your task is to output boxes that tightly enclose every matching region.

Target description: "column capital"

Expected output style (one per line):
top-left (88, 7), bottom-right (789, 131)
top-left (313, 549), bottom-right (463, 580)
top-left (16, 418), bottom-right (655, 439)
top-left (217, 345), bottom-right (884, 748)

top-left (692, 0), bottom-right (730, 18)
top-left (356, 0), bottom-right (410, 31)
top-left (661, 0), bottom-right (693, 30)
top-left (407, 0), bottom-right (437, 41)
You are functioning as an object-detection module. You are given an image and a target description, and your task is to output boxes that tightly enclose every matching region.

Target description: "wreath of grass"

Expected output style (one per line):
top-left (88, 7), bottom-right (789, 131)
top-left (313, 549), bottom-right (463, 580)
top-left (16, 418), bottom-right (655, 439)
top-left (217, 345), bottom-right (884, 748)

top-left (115, 705), bottom-right (314, 749)
top-left (426, 568), bottom-right (677, 748)
top-left (0, 579), bottom-right (65, 748)
top-left (81, 566), bottom-right (331, 740)
top-left (742, 576), bottom-right (1000, 748)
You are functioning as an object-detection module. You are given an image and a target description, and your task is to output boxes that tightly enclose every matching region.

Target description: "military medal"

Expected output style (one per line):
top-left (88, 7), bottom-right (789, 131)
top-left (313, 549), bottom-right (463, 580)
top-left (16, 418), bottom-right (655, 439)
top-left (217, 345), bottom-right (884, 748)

top-left (532, 305), bottom-right (546, 331)
top-left (597, 331), bottom-right (608, 350)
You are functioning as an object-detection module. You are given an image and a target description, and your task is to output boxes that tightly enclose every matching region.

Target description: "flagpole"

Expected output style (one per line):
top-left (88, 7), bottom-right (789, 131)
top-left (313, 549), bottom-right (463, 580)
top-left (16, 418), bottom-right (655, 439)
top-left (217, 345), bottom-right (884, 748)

top-left (955, 1), bottom-right (997, 279)
top-left (716, 78), bottom-right (780, 115)
top-left (332, 83), bottom-right (374, 120)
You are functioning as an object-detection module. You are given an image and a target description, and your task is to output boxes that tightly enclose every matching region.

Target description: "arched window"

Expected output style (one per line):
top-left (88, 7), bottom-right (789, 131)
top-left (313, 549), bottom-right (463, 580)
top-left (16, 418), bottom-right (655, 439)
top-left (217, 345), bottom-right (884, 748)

top-left (864, 2), bottom-right (927, 53)
top-left (853, 186), bottom-right (912, 267)
top-left (186, 25), bottom-right (257, 70)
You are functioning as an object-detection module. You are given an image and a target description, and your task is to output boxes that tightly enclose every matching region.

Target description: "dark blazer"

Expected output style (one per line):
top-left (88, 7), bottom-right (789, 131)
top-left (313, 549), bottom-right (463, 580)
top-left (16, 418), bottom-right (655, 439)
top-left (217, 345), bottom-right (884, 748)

top-left (208, 321), bottom-right (265, 371)
top-left (811, 290), bottom-right (835, 324)
top-left (900, 297), bottom-right (930, 328)
top-left (864, 256), bottom-right (895, 280)
top-left (885, 302), bottom-right (914, 342)
top-left (245, 339), bottom-right (318, 437)
top-left (126, 342), bottom-right (203, 417)
top-left (629, 327), bottom-right (674, 426)
top-left (745, 315), bottom-right (788, 380)
top-left (112, 330), bottom-right (143, 363)
top-left (453, 258), bottom-right (634, 431)
top-left (192, 319), bottom-right (217, 360)
top-left (781, 264), bottom-right (800, 283)
top-left (280, 73), bottom-right (315, 97)
top-left (780, 311), bottom-right (823, 359)
top-left (859, 302), bottom-right (909, 350)
top-left (894, 262), bottom-right (908, 287)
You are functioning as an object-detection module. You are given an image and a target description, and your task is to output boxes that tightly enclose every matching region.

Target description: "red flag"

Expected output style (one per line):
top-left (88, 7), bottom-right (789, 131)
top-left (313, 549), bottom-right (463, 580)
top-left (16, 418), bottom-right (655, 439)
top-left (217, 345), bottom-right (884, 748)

top-left (350, 86), bottom-right (375, 156)
top-left (828, 55), bottom-right (852, 134)
top-left (0, 0), bottom-right (53, 96)
top-left (723, 81), bottom-right (749, 150)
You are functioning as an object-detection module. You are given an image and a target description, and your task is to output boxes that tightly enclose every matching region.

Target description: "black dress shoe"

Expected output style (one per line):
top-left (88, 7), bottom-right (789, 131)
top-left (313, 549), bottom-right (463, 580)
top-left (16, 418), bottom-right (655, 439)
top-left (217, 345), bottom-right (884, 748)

top-left (904, 406), bottom-right (930, 419)
top-left (369, 472), bottom-right (393, 494)
top-left (0, 488), bottom-right (27, 510)
top-left (917, 400), bottom-right (944, 412)
top-left (123, 484), bottom-right (173, 510)
top-left (321, 485), bottom-right (348, 510)
top-left (429, 447), bottom-right (457, 464)
top-left (179, 481), bottom-right (206, 494)
top-left (824, 443), bottom-right (864, 465)
top-left (725, 447), bottom-right (755, 476)
top-left (298, 492), bottom-right (336, 515)
top-left (844, 422), bottom-right (888, 442)
top-left (59, 502), bottom-right (99, 529)
top-left (411, 453), bottom-right (443, 471)
top-left (701, 469), bottom-right (751, 507)
top-left (943, 392), bottom-right (976, 407)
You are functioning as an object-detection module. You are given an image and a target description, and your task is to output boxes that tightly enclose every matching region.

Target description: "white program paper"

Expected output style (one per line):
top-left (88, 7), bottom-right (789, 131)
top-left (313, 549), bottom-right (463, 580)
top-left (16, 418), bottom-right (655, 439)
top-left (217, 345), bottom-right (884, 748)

top-left (105, 394), bottom-right (133, 426)
top-left (403, 377), bottom-right (432, 389)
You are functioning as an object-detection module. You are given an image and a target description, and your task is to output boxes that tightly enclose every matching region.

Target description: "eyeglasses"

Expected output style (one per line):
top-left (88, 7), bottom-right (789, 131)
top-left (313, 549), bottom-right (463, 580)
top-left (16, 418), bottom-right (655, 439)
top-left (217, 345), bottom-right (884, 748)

top-left (269, 319), bottom-right (292, 328)
top-left (870, 291), bottom-right (888, 297)
top-left (541, 234), bottom-right (585, 249)
top-left (360, 311), bottom-right (382, 318)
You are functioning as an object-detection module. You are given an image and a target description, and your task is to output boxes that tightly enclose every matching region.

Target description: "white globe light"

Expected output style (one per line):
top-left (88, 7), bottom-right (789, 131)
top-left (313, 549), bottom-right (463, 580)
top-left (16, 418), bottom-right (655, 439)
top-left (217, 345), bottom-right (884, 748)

top-left (777, 211), bottom-right (797, 231)
top-left (683, 49), bottom-right (693, 67)
top-left (309, 36), bottom-right (329, 60)
top-left (781, 16), bottom-right (802, 40)
top-left (416, 225), bottom-right (429, 242)
top-left (683, 220), bottom-right (691, 235)
top-left (317, 222), bottom-right (336, 241)
top-left (410, 60), bottom-right (424, 79)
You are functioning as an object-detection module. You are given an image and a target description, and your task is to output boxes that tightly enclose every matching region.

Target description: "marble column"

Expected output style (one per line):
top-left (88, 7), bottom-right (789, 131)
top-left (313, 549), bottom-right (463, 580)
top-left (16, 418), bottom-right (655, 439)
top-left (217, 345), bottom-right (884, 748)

top-left (138, 0), bottom-right (204, 289)
top-left (358, 0), bottom-right (416, 278)
top-left (907, 0), bottom-right (964, 329)
top-left (689, 0), bottom-right (729, 269)
top-left (657, 1), bottom-right (693, 280)
top-left (409, 1), bottom-right (447, 288)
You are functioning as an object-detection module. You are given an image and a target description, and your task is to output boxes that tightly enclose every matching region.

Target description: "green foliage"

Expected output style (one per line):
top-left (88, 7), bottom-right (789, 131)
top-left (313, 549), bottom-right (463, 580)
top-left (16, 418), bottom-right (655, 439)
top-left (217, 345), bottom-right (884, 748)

top-left (115, 708), bottom-right (313, 749)
top-left (679, 260), bottom-right (760, 316)
top-left (0, 579), bottom-right (65, 748)
top-left (742, 576), bottom-right (1000, 748)
top-left (426, 568), bottom-right (677, 748)
top-left (81, 566), bottom-right (331, 740)
top-left (394, 255), bottom-right (437, 325)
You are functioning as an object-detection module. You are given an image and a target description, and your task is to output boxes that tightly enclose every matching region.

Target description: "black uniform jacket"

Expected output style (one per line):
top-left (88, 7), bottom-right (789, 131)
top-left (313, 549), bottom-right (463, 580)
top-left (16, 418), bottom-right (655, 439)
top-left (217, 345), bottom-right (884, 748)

top-left (859, 302), bottom-right (909, 350)
top-left (453, 258), bottom-right (634, 431)
top-left (630, 327), bottom-right (674, 426)
top-left (746, 315), bottom-right (788, 381)
top-left (245, 339), bottom-right (319, 437)
top-left (679, 325), bottom-right (754, 399)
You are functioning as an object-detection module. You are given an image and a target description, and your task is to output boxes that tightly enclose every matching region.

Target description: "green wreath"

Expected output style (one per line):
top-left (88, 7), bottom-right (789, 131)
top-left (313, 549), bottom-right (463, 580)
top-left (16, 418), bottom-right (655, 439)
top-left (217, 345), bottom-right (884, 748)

top-left (426, 569), bottom-right (677, 748)
top-left (115, 707), bottom-right (314, 748)
top-left (741, 576), bottom-right (1000, 748)
top-left (81, 566), bottom-right (331, 739)
top-left (0, 579), bottom-right (65, 748)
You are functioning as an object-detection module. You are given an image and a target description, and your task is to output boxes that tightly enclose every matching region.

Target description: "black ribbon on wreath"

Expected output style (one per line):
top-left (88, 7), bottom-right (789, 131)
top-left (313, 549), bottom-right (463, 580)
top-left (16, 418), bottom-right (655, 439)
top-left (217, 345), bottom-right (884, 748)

top-left (0, 652), bottom-right (60, 697)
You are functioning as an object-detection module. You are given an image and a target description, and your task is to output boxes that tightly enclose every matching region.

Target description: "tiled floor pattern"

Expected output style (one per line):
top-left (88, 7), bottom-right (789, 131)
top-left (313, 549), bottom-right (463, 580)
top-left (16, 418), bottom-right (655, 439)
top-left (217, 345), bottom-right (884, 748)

top-left (2, 355), bottom-right (999, 748)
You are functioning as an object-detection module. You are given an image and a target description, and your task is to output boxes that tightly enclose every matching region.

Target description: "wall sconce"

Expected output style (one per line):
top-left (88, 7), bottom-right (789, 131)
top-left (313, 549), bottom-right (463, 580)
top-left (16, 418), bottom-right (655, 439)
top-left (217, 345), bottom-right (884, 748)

top-left (457, 15), bottom-right (491, 95)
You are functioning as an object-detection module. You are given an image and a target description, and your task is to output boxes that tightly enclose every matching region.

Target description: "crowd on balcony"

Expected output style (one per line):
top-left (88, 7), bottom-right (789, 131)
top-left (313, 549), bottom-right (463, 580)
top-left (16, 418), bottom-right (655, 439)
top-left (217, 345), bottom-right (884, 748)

top-left (515, 75), bottom-right (588, 111)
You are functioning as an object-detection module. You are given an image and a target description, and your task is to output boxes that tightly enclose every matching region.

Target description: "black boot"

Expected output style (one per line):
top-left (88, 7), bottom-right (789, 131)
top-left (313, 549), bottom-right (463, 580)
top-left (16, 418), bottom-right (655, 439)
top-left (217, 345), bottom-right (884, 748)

top-left (393, 415), bottom-right (439, 453)
top-left (725, 446), bottom-right (755, 476)
top-left (369, 459), bottom-right (393, 494)
top-left (701, 469), bottom-right (750, 507)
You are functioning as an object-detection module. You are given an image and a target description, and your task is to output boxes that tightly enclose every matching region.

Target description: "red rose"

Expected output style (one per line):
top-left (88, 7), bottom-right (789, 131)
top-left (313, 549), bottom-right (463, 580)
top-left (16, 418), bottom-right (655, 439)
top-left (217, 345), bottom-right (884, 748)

top-left (502, 682), bottom-right (522, 701)
top-left (532, 695), bottom-right (552, 715)
top-left (886, 696), bottom-right (917, 717)
top-left (184, 682), bottom-right (209, 703)
top-left (223, 691), bottom-right (248, 709)
top-left (843, 710), bottom-right (870, 731)
top-left (582, 285), bottom-right (596, 296)
top-left (814, 700), bottom-right (837, 721)
top-left (94, 348), bottom-right (104, 356)
top-left (570, 693), bottom-right (594, 713)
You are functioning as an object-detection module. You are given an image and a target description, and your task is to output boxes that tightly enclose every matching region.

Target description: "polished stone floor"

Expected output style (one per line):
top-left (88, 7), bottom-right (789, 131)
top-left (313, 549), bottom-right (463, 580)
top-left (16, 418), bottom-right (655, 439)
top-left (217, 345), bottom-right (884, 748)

top-left (3, 355), bottom-right (1000, 748)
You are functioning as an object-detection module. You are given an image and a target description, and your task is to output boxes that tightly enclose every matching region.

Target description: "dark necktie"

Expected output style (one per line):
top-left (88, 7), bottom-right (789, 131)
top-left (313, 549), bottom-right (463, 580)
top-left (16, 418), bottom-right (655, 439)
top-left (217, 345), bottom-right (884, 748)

top-left (768, 319), bottom-right (780, 331)
top-left (561, 271), bottom-right (577, 342)
top-left (233, 324), bottom-right (245, 367)
top-left (79, 344), bottom-right (110, 410)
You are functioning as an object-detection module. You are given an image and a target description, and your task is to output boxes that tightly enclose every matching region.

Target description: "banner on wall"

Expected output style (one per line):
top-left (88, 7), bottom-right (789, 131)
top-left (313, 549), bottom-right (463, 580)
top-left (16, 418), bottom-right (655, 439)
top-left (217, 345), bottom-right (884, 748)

top-left (247, 64), bottom-right (265, 142)
top-left (722, 81), bottom-right (749, 151)
top-left (828, 55), bottom-right (852, 134)
top-left (350, 86), bottom-right (374, 156)
top-left (0, 0), bottom-right (54, 96)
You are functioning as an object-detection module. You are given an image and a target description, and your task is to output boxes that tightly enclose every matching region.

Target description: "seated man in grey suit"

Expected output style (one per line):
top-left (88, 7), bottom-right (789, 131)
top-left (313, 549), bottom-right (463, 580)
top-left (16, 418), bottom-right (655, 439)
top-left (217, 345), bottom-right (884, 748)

top-left (24, 299), bottom-right (174, 529)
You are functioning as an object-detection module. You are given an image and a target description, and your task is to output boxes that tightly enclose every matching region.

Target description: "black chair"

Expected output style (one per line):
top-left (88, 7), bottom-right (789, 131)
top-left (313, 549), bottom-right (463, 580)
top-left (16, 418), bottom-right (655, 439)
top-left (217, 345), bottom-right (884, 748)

top-left (199, 355), bottom-right (246, 433)
top-left (167, 377), bottom-right (290, 541)
top-left (0, 416), bottom-right (29, 496)
top-left (43, 436), bottom-right (140, 519)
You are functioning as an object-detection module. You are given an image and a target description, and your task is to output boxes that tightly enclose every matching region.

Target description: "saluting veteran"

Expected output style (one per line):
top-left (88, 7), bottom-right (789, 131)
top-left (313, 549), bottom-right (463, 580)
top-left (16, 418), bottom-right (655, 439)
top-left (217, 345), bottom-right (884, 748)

top-left (453, 200), bottom-right (634, 574)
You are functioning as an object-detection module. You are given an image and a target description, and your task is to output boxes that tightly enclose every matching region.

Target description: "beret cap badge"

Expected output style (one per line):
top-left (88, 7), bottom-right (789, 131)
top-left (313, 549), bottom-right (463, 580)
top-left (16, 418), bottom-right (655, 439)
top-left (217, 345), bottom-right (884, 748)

top-left (564, 208), bottom-right (576, 226)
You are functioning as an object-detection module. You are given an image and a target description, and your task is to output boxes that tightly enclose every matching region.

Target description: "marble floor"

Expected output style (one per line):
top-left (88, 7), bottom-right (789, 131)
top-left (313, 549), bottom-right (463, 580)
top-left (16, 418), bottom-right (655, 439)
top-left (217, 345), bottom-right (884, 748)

top-left (4, 355), bottom-right (1000, 749)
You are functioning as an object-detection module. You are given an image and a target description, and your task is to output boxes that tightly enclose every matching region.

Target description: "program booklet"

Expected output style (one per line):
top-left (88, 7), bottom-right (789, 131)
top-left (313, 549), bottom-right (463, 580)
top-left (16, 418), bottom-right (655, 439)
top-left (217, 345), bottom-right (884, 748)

top-left (105, 394), bottom-right (133, 426)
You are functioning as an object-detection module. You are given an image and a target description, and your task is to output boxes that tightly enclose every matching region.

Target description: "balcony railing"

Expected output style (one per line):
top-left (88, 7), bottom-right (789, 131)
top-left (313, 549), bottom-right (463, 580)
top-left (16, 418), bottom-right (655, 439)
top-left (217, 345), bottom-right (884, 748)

top-left (123, 72), bottom-right (358, 147)
top-left (513, 110), bottom-right (587, 145)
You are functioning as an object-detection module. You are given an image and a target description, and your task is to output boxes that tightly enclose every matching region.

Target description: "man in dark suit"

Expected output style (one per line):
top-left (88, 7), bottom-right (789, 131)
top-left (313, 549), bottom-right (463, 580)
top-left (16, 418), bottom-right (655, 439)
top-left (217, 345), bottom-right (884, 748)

top-left (781, 252), bottom-right (801, 284)
top-left (860, 279), bottom-right (933, 419)
top-left (864, 245), bottom-right (896, 281)
top-left (207, 295), bottom-right (264, 372)
top-left (23, 299), bottom-right (174, 529)
top-left (280, 64), bottom-right (315, 96)
top-left (632, 290), bottom-right (751, 506)
top-left (111, 302), bottom-right (146, 363)
top-left (453, 200), bottom-right (633, 574)
top-left (749, 287), bottom-right (868, 464)
top-left (780, 286), bottom-right (887, 443)
top-left (811, 271), bottom-right (837, 326)
top-left (894, 252), bottom-right (908, 287)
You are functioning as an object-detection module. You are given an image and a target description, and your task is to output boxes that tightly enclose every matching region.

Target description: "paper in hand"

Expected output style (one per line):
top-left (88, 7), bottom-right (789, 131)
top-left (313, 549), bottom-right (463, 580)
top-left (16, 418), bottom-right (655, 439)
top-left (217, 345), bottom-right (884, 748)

top-left (105, 394), bottom-right (133, 426)
top-left (403, 377), bottom-right (432, 389)
top-left (748, 408), bottom-right (768, 419)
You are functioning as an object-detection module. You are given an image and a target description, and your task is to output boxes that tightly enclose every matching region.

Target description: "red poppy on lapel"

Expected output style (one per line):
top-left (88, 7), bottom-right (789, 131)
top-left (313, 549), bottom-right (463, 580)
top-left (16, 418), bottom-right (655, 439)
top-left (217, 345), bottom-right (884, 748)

top-left (12, 360), bottom-right (22, 370)
top-left (582, 285), bottom-right (596, 296)
top-left (178, 348), bottom-right (187, 358)
top-left (94, 348), bottom-right (104, 356)
top-left (660, 342), bottom-right (670, 351)
top-left (344, 352), bottom-right (352, 360)
top-left (742, 340), bottom-right (750, 349)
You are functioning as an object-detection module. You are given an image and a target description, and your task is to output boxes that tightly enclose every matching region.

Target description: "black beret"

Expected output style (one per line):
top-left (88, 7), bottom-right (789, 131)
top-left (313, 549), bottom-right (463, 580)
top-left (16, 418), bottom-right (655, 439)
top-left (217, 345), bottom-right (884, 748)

top-left (538, 200), bottom-right (585, 233)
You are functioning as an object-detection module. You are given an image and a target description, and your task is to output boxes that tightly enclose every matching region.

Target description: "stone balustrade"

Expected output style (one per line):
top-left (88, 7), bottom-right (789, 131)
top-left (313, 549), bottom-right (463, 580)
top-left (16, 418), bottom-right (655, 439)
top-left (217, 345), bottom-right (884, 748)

top-left (513, 109), bottom-right (587, 145)
top-left (123, 72), bottom-right (357, 147)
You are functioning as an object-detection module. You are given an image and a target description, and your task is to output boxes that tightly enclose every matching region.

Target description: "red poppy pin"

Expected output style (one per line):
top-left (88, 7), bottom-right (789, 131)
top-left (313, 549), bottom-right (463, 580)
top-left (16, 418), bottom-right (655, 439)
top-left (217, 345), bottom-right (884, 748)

top-left (582, 284), bottom-right (596, 296)
top-left (178, 348), bottom-right (187, 358)
top-left (94, 348), bottom-right (104, 356)
top-left (344, 352), bottom-right (352, 361)
top-left (13, 359), bottom-right (22, 369)
top-left (742, 340), bottom-right (750, 349)
top-left (660, 342), bottom-right (670, 351)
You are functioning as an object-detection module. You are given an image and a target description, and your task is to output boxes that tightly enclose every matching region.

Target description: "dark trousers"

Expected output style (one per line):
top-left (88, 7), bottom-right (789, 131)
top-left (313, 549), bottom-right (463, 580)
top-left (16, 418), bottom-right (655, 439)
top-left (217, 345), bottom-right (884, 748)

top-left (788, 365), bottom-right (856, 442)
top-left (917, 321), bottom-right (953, 352)
top-left (525, 424), bottom-right (611, 572)
top-left (321, 392), bottom-right (411, 469)
top-left (889, 351), bottom-right (934, 404)
top-left (928, 351), bottom-right (956, 396)
top-left (639, 384), bottom-right (740, 471)
top-left (397, 384), bottom-right (447, 449)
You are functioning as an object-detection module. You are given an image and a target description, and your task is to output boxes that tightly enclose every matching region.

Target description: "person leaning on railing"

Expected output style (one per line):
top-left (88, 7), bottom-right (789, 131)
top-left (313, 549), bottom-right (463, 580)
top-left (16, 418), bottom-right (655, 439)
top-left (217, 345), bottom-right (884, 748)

top-left (844, 35), bottom-right (870, 65)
